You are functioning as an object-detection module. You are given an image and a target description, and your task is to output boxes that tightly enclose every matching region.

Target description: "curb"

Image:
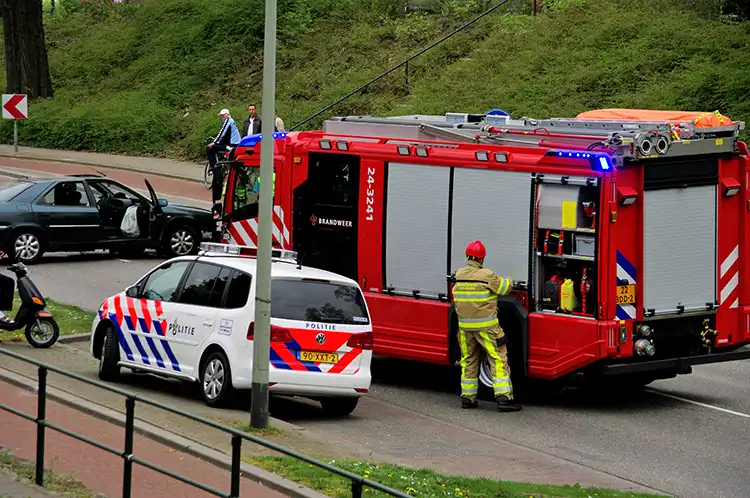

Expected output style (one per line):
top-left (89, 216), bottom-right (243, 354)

top-left (58, 333), bottom-right (90, 344)
top-left (0, 367), bottom-right (328, 498)
top-left (0, 152), bottom-right (204, 185)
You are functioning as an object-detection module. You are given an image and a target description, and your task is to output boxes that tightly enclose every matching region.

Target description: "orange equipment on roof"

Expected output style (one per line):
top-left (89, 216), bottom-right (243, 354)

top-left (575, 109), bottom-right (734, 128)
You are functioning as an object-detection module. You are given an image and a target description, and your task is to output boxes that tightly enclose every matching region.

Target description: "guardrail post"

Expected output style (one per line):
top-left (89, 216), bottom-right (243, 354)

top-left (351, 480), bottom-right (363, 498)
top-left (35, 366), bottom-right (47, 486)
top-left (122, 397), bottom-right (135, 498)
top-left (230, 434), bottom-right (242, 497)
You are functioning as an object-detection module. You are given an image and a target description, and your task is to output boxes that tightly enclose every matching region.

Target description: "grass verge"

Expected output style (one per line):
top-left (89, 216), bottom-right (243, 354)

top-left (208, 416), bottom-right (283, 437)
top-left (0, 294), bottom-right (94, 343)
top-left (0, 449), bottom-right (94, 498)
top-left (245, 456), bottom-right (660, 498)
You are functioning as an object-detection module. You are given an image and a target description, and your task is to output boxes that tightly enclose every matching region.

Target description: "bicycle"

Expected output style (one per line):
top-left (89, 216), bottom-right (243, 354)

top-left (204, 136), bottom-right (234, 190)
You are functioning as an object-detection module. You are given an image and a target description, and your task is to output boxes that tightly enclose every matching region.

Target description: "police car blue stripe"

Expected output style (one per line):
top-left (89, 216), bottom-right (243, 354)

top-left (159, 339), bottom-right (181, 372)
top-left (269, 348), bottom-right (292, 370)
top-left (106, 312), bottom-right (134, 361)
top-left (145, 336), bottom-right (165, 368)
top-left (129, 334), bottom-right (151, 366)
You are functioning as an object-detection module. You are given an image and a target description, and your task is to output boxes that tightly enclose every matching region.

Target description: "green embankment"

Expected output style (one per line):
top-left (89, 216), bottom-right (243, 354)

top-left (1, 0), bottom-right (748, 161)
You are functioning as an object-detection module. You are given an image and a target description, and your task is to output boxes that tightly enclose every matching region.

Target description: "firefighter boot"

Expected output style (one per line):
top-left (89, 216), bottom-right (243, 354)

top-left (461, 397), bottom-right (478, 409)
top-left (496, 395), bottom-right (522, 412)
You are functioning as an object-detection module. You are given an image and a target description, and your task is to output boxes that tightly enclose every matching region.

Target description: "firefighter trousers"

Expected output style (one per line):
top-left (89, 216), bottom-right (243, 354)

top-left (458, 325), bottom-right (513, 401)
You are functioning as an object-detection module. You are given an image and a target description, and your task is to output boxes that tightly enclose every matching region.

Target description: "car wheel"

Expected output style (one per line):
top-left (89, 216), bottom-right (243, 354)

top-left (12, 231), bottom-right (44, 264)
top-left (98, 326), bottom-right (121, 382)
top-left (320, 397), bottom-right (359, 417)
top-left (200, 351), bottom-right (234, 407)
top-left (165, 225), bottom-right (198, 257)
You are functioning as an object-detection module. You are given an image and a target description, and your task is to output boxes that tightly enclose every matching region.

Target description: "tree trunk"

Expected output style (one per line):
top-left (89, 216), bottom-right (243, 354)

top-left (1, 0), bottom-right (54, 98)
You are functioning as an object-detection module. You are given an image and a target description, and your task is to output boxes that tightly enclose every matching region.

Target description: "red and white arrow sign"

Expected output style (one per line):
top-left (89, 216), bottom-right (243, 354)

top-left (2, 94), bottom-right (28, 120)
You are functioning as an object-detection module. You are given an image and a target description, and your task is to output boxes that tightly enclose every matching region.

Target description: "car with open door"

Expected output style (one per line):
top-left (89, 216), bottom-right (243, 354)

top-left (0, 175), bottom-right (215, 263)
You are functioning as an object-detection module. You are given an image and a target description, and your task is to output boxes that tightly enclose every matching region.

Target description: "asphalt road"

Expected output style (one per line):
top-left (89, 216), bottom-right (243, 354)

top-left (2, 160), bottom-right (750, 497)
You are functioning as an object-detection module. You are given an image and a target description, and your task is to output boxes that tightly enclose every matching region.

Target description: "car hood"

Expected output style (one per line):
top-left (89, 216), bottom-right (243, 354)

top-left (163, 204), bottom-right (211, 216)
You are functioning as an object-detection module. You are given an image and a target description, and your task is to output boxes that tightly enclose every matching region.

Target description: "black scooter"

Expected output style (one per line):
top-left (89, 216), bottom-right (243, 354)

top-left (0, 254), bottom-right (60, 348)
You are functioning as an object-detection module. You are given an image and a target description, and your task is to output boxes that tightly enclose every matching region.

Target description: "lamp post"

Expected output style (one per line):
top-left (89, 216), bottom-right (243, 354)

top-left (250, 0), bottom-right (278, 429)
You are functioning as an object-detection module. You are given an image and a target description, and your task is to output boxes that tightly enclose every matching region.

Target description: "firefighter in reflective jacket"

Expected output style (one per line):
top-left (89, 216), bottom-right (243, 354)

top-left (452, 240), bottom-right (522, 412)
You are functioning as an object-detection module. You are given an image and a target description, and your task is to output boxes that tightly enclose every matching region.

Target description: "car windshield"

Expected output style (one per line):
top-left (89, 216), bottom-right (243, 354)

top-left (271, 278), bottom-right (370, 325)
top-left (0, 181), bottom-right (33, 202)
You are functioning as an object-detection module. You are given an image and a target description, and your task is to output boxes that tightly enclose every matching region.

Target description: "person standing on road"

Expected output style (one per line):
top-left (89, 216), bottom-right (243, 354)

top-left (274, 111), bottom-right (285, 132)
top-left (242, 104), bottom-right (262, 137)
top-left (207, 108), bottom-right (241, 203)
top-left (452, 240), bottom-right (522, 412)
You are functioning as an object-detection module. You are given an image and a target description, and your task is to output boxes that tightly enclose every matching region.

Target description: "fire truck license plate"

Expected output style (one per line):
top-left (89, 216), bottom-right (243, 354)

top-left (616, 285), bottom-right (635, 305)
top-left (299, 351), bottom-right (339, 364)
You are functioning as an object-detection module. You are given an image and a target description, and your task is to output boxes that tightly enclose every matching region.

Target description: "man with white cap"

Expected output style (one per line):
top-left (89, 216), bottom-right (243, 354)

top-left (207, 108), bottom-right (241, 203)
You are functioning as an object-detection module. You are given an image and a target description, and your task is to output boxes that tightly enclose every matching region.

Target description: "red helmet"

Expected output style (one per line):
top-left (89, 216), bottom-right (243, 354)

top-left (465, 240), bottom-right (486, 259)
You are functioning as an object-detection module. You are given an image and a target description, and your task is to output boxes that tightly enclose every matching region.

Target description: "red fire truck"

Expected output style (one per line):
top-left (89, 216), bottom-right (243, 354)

top-left (218, 108), bottom-right (750, 395)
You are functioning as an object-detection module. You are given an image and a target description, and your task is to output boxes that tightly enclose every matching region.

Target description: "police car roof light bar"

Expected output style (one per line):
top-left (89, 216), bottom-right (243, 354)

top-left (199, 242), bottom-right (299, 262)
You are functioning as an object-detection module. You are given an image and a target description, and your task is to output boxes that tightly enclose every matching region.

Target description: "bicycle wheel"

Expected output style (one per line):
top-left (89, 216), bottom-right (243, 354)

top-left (204, 161), bottom-right (213, 189)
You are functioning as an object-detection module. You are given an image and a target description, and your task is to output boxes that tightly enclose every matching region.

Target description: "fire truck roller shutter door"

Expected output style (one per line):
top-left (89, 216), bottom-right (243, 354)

top-left (385, 162), bottom-right (450, 297)
top-left (450, 169), bottom-right (533, 283)
top-left (643, 165), bottom-right (718, 315)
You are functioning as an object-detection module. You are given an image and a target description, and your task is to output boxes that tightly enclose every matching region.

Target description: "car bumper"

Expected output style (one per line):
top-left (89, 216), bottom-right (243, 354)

top-left (233, 366), bottom-right (371, 397)
top-left (597, 346), bottom-right (750, 376)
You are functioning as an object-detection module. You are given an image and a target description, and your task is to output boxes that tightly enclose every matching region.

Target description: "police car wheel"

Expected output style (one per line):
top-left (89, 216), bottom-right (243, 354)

top-left (98, 326), bottom-right (121, 382)
top-left (200, 351), bottom-right (233, 406)
top-left (320, 397), bottom-right (359, 417)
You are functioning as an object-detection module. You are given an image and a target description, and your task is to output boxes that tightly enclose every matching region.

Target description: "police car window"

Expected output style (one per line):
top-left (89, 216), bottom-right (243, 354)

top-left (224, 270), bottom-right (252, 309)
top-left (141, 261), bottom-right (191, 302)
top-left (271, 279), bottom-right (369, 325)
top-left (176, 262), bottom-right (224, 306)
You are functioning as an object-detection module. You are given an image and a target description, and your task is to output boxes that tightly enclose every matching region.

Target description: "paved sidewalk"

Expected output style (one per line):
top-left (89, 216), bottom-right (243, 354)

top-left (0, 145), bottom-right (203, 183)
top-left (0, 467), bottom-right (57, 497)
top-left (0, 381), bottom-right (287, 498)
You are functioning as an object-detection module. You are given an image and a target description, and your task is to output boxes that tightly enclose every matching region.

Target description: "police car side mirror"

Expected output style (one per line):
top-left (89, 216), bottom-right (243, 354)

top-left (125, 285), bottom-right (139, 298)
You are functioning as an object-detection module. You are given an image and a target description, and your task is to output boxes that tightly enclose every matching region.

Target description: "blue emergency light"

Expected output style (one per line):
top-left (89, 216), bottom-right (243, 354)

top-left (238, 131), bottom-right (288, 147)
top-left (547, 150), bottom-right (614, 172)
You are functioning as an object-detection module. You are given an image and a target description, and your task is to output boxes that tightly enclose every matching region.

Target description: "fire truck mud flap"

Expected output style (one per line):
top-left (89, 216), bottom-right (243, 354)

top-left (595, 346), bottom-right (750, 377)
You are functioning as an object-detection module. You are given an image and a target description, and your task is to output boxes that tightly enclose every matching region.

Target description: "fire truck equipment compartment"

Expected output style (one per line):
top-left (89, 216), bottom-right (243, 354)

top-left (538, 184), bottom-right (584, 230)
top-left (643, 184), bottom-right (717, 315)
top-left (449, 168), bottom-right (532, 283)
top-left (385, 162), bottom-right (450, 297)
top-left (573, 234), bottom-right (595, 257)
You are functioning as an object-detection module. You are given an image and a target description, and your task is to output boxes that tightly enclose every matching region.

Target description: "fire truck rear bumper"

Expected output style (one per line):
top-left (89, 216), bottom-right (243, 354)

top-left (598, 347), bottom-right (750, 376)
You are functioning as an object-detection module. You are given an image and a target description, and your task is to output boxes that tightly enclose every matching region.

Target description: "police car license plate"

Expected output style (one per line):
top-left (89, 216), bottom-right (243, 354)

top-left (616, 285), bottom-right (635, 305)
top-left (299, 351), bottom-right (339, 364)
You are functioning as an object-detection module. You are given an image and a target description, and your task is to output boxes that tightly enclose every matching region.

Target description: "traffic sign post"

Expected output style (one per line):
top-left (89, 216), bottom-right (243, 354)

top-left (250, 0), bottom-right (278, 429)
top-left (2, 94), bottom-right (28, 153)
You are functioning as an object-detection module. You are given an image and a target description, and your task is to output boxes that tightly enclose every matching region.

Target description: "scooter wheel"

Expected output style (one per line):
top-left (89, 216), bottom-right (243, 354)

top-left (25, 317), bottom-right (60, 349)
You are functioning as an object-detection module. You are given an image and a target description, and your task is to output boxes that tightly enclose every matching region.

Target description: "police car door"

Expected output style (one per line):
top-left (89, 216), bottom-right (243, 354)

top-left (167, 261), bottom-right (227, 375)
top-left (122, 260), bottom-right (192, 375)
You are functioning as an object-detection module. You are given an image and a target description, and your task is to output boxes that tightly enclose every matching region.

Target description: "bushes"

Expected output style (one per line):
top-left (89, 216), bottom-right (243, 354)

top-left (1, 0), bottom-right (748, 159)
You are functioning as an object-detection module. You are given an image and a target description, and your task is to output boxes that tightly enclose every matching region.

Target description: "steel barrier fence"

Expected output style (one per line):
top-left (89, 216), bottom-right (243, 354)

top-left (0, 347), bottom-right (412, 498)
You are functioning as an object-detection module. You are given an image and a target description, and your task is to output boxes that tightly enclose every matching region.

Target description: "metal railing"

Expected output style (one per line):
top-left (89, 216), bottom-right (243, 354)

top-left (0, 347), bottom-right (411, 498)
top-left (289, 0), bottom-right (515, 132)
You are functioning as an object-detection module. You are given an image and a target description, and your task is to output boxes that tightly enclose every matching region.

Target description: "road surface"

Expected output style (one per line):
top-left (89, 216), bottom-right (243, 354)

top-left (3, 157), bottom-right (750, 497)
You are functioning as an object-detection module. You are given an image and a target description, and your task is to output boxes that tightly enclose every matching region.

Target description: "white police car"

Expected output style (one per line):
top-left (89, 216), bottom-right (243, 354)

top-left (89, 242), bottom-right (373, 416)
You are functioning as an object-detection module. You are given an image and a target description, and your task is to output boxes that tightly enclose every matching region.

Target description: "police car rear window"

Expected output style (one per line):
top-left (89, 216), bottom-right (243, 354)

top-left (271, 279), bottom-right (369, 325)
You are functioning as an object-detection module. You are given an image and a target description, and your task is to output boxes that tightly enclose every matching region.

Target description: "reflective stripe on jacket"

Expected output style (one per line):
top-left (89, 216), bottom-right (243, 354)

top-left (452, 260), bottom-right (512, 330)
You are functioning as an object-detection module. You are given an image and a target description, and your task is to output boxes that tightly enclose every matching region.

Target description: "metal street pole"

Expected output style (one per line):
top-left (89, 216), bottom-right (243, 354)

top-left (14, 121), bottom-right (18, 153)
top-left (250, 0), bottom-right (278, 429)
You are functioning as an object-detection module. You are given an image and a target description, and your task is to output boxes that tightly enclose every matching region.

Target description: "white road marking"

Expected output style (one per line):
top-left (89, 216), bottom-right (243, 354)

top-left (647, 388), bottom-right (750, 419)
top-left (117, 259), bottom-right (131, 263)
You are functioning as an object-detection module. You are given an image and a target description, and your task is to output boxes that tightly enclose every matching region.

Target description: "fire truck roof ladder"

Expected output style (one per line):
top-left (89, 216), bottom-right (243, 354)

top-left (324, 111), bottom-right (746, 164)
